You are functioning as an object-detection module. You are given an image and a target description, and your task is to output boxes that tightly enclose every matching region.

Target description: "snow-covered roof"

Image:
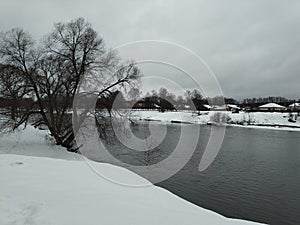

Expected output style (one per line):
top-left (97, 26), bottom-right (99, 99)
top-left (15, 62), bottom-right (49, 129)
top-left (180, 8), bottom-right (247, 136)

top-left (213, 105), bottom-right (227, 109)
top-left (227, 104), bottom-right (240, 109)
top-left (259, 103), bottom-right (286, 108)
top-left (203, 104), bottom-right (212, 109)
top-left (289, 103), bottom-right (300, 107)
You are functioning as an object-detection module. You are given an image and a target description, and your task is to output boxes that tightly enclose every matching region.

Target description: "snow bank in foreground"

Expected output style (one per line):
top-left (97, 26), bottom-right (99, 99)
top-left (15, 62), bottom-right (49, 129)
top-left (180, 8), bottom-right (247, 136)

top-left (0, 154), bottom-right (260, 225)
top-left (0, 126), bottom-right (261, 225)
top-left (0, 125), bottom-right (81, 160)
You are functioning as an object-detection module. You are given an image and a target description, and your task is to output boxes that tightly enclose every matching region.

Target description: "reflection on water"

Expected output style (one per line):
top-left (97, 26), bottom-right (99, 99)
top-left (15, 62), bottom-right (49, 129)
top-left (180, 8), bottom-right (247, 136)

top-left (94, 121), bottom-right (300, 225)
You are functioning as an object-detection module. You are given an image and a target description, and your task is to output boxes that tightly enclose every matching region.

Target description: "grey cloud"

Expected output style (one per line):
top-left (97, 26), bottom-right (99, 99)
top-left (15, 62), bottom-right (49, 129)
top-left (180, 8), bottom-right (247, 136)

top-left (0, 0), bottom-right (299, 99)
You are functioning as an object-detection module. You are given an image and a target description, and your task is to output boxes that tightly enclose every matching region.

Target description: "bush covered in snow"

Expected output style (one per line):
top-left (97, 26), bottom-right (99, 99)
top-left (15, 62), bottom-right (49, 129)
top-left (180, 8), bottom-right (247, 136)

top-left (210, 112), bottom-right (231, 124)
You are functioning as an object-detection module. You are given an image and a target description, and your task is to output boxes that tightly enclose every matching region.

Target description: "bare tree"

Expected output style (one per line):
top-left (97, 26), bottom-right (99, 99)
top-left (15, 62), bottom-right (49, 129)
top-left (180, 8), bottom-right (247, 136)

top-left (0, 64), bottom-right (29, 127)
top-left (176, 95), bottom-right (185, 109)
top-left (0, 18), bottom-right (140, 151)
top-left (158, 87), bottom-right (176, 112)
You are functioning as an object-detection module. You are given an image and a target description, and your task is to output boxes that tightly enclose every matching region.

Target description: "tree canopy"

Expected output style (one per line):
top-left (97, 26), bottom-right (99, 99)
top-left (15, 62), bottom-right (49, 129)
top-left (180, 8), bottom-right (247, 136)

top-left (0, 18), bottom-right (140, 151)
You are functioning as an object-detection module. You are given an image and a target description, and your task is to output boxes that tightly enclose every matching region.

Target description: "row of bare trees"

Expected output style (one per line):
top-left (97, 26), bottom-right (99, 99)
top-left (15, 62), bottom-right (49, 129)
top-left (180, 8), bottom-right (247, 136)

top-left (0, 18), bottom-right (140, 151)
top-left (133, 88), bottom-right (208, 111)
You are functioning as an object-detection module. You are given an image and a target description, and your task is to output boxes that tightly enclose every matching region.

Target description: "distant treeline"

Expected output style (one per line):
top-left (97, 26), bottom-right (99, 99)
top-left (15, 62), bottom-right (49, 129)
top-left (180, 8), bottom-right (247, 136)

top-left (1, 87), bottom-right (299, 112)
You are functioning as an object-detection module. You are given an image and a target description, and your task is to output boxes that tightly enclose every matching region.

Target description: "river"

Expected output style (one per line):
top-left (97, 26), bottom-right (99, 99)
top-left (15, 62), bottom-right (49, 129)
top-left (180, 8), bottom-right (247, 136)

top-left (94, 122), bottom-right (300, 224)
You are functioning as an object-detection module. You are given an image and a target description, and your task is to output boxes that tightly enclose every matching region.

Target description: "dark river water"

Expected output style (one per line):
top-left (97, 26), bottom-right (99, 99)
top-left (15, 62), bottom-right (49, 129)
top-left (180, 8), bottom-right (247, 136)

top-left (93, 122), bottom-right (300, 225)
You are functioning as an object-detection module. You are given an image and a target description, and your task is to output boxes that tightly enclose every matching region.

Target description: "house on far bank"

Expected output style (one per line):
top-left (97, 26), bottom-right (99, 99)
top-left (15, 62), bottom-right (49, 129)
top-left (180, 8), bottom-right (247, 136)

top-left (203, 104), bottom-right (212, 110)
top-left (202, 104), bottom-right (240, 113)
top-left (211, 105), bottom-right (227, 111)
top-left (226, 104), bottom-right (241, 113)
top-left (289, 103), bottom-right (300, 111)
top-left (258, 103), bottom-right (286, 112)
top-left (184, 105), bottom-right (191, 110)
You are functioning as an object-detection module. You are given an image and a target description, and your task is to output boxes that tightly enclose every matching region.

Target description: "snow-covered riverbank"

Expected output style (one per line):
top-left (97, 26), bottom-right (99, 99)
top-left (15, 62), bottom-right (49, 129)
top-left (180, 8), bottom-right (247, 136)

top-left (129, 110), bottom-right (300, 131)
top-left (0, 126), bottom-right (262, 225)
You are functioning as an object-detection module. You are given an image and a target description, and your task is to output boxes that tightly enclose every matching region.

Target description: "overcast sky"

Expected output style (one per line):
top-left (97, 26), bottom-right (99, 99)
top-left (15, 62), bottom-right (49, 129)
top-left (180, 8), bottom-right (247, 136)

top-left (1, 0), bottom-right (299, 99)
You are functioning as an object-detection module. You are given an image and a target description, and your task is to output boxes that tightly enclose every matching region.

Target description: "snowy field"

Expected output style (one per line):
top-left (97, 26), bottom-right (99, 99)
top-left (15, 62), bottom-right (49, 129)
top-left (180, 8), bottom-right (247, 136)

top-left (129, 110), bottom-right (300, 131)
top-left (0, 126), bottom-right (262, 225)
